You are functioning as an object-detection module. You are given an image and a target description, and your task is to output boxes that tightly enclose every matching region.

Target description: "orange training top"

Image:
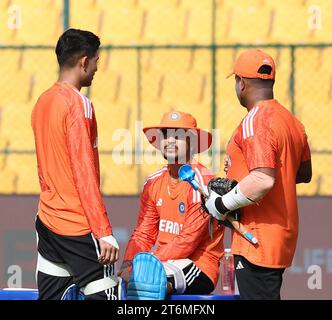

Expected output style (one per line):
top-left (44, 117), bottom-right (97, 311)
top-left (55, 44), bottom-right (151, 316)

top-left (226, 99), bottom-right (311, 268)
top-left (31, 82), bottom-right (112, 239)
top-left (123, 163), bottom-right (224, 286)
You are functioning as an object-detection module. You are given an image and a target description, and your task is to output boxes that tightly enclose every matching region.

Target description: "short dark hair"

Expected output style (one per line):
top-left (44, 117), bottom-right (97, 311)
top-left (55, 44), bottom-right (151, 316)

top-left (55, 28), bottom-right (100, 67)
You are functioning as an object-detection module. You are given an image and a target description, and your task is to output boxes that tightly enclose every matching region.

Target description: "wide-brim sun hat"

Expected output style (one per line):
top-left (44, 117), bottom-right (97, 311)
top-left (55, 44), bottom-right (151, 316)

top-left (143, 111), bottom-right (212, 153)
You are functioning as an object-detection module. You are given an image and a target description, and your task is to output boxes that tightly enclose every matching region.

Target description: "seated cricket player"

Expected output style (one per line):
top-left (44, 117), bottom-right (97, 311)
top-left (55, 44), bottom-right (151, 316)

top-left (118, 111), bottom-right (224, 299)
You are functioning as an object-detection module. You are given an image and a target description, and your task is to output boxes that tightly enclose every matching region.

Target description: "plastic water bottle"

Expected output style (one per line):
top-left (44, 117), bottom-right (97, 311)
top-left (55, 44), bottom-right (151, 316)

top-left (221, 248), bottom-right (235, 294)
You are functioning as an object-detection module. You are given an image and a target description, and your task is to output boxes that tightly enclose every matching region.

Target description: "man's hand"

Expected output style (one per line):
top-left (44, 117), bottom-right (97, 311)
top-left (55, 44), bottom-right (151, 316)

top-left (117, 267), bottom-right (131, 284)
top-left (97, 235), bottom-right (119, 265)
top-left (202, 177), bottom-right (238, 221)
top-left (204, 189), bottom-right (226, 220)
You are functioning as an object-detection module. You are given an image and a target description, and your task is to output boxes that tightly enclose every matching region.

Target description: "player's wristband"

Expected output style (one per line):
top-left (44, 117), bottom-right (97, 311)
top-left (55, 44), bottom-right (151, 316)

top-left (220, 184), bottom-right (254, 211)
top-left (215, 197), bottom-right (229, 214)
top-left (99, 234), bottom-right (119, 249)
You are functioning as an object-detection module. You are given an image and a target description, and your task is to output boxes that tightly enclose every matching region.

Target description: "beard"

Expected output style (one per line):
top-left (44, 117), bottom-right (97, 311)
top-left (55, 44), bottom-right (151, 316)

top-left (162, 152), bottom-right (178, 164)
top-left (81, 71), bottom-right (95, 87)
top-left (81, 77), bottom-right (93, 87)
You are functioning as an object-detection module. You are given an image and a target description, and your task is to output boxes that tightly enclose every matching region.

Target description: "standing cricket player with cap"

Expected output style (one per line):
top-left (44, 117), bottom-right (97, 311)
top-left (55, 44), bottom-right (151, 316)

top-left (204, 49), bottom-right (312, 299)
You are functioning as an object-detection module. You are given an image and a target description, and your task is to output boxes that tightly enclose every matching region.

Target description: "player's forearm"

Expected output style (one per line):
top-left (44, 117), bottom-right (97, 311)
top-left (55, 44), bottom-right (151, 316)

top-left (239, 169), bottom-right (275, 202)
top-left (154, 215), bottom-right (208, 260)
top-left (123, 236), bottom-right (155, 261)
top-left (154, 239), bottom-right (197, 261)
top-left (123, 217), bottom-right (158, 261)
top-left (212, 169), bottom-right (275, 215)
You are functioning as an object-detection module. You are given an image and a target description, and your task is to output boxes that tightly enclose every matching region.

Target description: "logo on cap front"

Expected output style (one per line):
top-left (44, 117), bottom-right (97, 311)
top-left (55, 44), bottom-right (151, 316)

top-left (170, 112), bottom-right (180, 121)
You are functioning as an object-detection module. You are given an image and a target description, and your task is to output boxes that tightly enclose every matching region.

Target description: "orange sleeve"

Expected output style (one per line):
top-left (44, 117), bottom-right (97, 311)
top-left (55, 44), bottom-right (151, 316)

top-left (239, 116), bottom-right (277, 171)
top-left (66, 99), bottom-right (112, 239)
top-left (154, 194), bottom-right (209, 261)
top-left (123, 182), bottom-right (159, 261)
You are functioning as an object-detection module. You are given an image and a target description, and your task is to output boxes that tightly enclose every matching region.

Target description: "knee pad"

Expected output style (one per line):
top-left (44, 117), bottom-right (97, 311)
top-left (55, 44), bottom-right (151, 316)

top-left (127, 253), bottom-right (167, 300)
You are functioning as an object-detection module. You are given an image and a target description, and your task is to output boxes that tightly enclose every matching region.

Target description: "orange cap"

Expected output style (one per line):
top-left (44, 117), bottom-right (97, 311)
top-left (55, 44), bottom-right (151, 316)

top-left (143, 111), bottom-right (212, 153)
top-left (227, 49), bottom-right (275, 80)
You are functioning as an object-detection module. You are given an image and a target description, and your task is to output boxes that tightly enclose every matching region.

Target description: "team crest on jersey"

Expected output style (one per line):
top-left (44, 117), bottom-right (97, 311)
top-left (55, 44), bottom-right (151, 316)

top-left (178, 202), bottom-right (185, 214)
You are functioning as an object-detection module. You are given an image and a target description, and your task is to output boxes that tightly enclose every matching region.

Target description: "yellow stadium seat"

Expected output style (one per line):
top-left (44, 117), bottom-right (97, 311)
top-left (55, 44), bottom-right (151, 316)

top-left (5, 153), bottom-right (39, 193)
top-left (20, 49), bottom-right (57, 74)
top-left (91, 49), bottom-right (137, 104)
top-left (140, 101), bottom-right (172, 128)
top-left (298, 101), bottom-right (332, 152)
top-left (294, 48), bottom-right (331, 151)
top-left (231, 6), bottom-right (272, 44)
top-left (216, 0), bottom-right (274, 44)
top-left (297, 154), bottom-right (332, 196)
top-left (272, 48), bottom-right (291, 108)
top-left (70, 0), bottom-right (101, 35)
top-left (96, 100), bottom-right (137, 152)
top-left (141, 50), bottom-right (212, 114)
top-left (151, 49), bottom-right (193, 74)
top-left (141, 70), bottom-right (165, 104)
top-left (0, 166), bottom-right (18, 194)
top-left (1, 101), bottom-right (35, 150)
top-left (0, 50), bottom-right (23, 105)
top-left (162, 71), bottom-right (209, 106)
top-left (190, 49), bottom-right (211, 74)
top-left (216, 49), bottom-right (247, 147)
top-left (100, 155), bottom-right (138, 194)
top-left (141, 1), bottom-right (186, 44)
top-left (2, 0), bottom-right (332, 197)
top-left (2, 0), bottom-right (63, 45)
top-left (180, 0), bottom-right (211, 44)
top-left (97, 1), bottom-right (144, 45)
top-left (271, 4), bottom-right (308, 43)
top-left (215, 0), bottom-right (233, 44)
top-left (0, 138), bottom-right (10, 170)
top-left (91, 50), bottom-right (138, 153)
top-left (215, 0), bottom-right (332, 44)
top-left (21, 50), bottom-right (58, 103)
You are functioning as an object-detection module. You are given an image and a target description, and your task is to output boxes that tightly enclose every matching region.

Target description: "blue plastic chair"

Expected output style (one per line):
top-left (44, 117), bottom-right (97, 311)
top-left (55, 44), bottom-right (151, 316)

top-left (0, 289), bottom-right (39, 300)
top-left (0, 289), bottom-right (240, 300)
top-left (169, 294), bottom-right (240, 300)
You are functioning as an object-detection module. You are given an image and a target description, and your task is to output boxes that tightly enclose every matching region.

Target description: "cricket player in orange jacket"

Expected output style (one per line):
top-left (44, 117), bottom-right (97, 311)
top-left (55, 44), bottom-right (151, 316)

top-left (204, 50), bottom-right (312, 299)
top-left (118, 111), bottom-right (224, 296)
top-left (32, 29), bottom-right (120, 300)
